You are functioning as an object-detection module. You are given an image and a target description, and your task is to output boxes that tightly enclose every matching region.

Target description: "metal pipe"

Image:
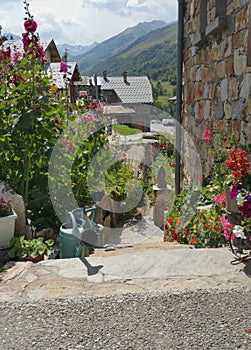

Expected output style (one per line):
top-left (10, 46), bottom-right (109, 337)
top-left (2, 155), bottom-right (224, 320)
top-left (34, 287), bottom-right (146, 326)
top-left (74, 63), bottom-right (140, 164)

top-left (175, 0), bottom-right (185, 195)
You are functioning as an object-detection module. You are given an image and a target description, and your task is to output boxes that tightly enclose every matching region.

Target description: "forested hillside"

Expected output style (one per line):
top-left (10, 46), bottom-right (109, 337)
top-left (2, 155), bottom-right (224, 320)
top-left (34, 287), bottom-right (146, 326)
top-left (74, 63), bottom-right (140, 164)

top-left (76, 21), bottom-right (177, 83)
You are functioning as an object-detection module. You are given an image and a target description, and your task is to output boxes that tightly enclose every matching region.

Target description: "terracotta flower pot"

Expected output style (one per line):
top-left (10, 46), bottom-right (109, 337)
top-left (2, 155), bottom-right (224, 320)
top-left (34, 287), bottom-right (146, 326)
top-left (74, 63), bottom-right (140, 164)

top-left (24, 254), bottom-right (44, 263)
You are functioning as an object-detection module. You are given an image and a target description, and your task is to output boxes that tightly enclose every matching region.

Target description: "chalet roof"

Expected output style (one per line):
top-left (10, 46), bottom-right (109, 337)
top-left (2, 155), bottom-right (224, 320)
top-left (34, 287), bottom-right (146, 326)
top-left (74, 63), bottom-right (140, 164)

top-left (47, 62), bottom-right (81, 89)
top-left (101, 75), bottom-right (153, 104)
top-left (81, 74), bottom-right (153, 104)
top-left (2, 39), bottom-right (61, 63)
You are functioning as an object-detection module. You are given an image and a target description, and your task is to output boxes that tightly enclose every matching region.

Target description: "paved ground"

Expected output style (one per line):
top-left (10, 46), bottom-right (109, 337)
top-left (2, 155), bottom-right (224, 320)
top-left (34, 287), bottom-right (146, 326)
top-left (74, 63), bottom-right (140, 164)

top-left (0, 245), bottom-right (251, 302)
top-left (1, 213), bottom-right (251, 302)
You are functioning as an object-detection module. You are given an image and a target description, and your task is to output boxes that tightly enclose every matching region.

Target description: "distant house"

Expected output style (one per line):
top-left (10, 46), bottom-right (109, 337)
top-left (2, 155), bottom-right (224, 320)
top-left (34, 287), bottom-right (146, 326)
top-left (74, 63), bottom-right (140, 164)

top-left (75, 71), bottom-right (153, 131)
top-left (176, 0), bottom-right (251, 188)
top-left (2, 38), bottom-right (61, 63)
top-left (99, 71), bottom-right (153, 104)
top-left (48, 62), bottom-right (82, 103)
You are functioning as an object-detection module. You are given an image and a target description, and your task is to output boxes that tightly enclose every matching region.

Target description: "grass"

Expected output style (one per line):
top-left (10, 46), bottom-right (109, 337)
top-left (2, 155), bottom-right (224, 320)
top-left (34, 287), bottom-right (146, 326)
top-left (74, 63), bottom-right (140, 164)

top-left (113, 124), bottom-right (142, 136)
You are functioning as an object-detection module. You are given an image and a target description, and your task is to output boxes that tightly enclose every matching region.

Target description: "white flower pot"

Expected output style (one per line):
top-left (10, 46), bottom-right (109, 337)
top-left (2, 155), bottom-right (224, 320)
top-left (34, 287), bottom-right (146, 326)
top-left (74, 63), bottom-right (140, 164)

top-left (0, 210), bottom-right (17, 249)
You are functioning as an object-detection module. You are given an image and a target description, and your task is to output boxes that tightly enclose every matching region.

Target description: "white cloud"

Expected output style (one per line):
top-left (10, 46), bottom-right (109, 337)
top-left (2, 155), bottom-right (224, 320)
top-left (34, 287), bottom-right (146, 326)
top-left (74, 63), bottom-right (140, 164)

top-left (1, 0), bottom-right (177, 44)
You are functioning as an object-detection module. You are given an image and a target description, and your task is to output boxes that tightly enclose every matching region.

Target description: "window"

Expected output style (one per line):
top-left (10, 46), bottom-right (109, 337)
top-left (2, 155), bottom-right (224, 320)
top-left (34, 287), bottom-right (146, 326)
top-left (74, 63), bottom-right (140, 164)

top-left (193, 0), bottom-right (226, 46)
top-left (205, 0), bottom-right (227, 36)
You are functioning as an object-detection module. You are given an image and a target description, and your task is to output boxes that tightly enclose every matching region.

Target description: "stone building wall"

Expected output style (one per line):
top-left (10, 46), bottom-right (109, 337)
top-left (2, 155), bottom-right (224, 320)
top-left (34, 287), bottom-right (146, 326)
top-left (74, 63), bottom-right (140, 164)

top-left (182, 0), bottom-right (251, 178)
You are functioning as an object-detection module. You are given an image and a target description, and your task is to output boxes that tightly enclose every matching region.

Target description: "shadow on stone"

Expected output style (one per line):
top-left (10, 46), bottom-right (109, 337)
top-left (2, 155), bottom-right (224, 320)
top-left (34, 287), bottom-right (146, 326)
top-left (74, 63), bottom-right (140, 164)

top-left (80, 257), bottom-right (103, 276)
top-left (243, 261), bottom-right (251, 278)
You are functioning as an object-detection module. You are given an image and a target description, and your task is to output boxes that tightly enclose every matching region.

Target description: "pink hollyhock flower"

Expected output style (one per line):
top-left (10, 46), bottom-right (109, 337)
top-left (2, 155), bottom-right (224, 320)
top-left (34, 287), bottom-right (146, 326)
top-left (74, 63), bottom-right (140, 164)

top-left (24, 19), bottom-right (38, 33)
top-left (60, 61), bottom-right (68, 73)
top-left (22, 33), bottom-right (31, 52)
top-left (11, 51), bottom-right (23, 64)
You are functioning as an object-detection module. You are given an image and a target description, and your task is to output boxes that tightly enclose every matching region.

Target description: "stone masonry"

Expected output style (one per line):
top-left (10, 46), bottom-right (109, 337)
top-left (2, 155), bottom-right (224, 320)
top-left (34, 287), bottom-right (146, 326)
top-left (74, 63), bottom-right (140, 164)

top-left (182, 0), bottom-right (251, 178)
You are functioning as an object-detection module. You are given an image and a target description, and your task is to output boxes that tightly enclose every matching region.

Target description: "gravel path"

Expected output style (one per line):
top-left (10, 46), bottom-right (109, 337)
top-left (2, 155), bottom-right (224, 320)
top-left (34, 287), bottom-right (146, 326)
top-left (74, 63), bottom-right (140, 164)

top-left (0, 288), bottom-right (251, 350)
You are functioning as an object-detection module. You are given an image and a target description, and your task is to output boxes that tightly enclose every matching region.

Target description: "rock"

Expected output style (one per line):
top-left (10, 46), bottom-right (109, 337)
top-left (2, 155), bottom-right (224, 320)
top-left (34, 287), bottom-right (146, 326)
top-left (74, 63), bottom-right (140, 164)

top-left (0, 181), bottom-right (32, 238)
top-left (36, 228), bottom-right (57, 241)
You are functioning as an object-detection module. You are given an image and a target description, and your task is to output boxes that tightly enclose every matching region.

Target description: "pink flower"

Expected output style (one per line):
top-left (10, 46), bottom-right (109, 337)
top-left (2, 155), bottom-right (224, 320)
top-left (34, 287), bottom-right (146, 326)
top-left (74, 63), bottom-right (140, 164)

top-left (22, 33), bottom-right (31, 52)
top-left (24, 19), bottom-right (38, 33)
top-left (97, 102), bottom-right (103, 109)
top-left (88, 114), bottom-right (94, 122)
top-left (11, 51), bottom-right (23, 64)
top-left (83, 116), bottom-right (88, 124)
top-left (0, 47), bottom-right (11, 61)
top-left (220, 214), bottom-right (234, 240)
top-left (214, 191), bottom-right (226, 203)
top-left (230, 184), bottom-right (238, 199)
top-left (60, 61), bottom-right (68, 73)
top-left (79, 91), bottom-right (88, 97)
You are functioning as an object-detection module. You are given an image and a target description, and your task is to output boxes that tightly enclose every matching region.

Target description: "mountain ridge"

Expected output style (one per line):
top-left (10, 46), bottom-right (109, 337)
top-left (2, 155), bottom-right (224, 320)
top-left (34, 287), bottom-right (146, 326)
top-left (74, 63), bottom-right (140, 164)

top-left (74, 20), bottom-right (168, 73)
top-left (75, 21), bottom-right (178, 83)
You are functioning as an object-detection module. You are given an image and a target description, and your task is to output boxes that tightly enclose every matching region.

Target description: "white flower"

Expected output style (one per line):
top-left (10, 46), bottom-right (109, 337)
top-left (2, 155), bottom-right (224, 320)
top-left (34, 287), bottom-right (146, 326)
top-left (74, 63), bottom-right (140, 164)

top-left (233, 225), bottom-right (245, 239)
top-left (236, 193), bottom-right (245, 206)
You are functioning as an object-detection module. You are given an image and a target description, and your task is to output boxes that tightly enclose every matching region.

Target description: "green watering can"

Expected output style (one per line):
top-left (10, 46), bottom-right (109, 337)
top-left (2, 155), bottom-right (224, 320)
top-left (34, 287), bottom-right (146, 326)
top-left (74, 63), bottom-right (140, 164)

top-left (59, 211), bottom-right (98, 259)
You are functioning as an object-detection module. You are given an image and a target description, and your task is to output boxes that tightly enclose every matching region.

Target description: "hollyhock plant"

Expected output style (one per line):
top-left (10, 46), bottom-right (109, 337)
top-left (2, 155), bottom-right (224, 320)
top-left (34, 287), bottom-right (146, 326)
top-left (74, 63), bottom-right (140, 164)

top-left (0, 0), bottom-right (76, 232)
top-left (0, 1), bottom-right (109, 232)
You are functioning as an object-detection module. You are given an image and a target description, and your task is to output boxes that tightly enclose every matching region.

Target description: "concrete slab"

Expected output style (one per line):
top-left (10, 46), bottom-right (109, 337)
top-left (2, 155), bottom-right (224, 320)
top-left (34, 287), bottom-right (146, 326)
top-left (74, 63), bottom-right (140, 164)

top-left (86, 248), bottom-right (251, 287)
top-left (1, 246), bottom-right (251, 302)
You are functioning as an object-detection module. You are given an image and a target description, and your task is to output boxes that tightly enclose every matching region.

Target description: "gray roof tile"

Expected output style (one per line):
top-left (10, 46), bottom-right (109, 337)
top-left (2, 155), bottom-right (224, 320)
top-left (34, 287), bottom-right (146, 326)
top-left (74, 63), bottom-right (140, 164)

top-left (100, 76), bottom-right (153, 104)
top-left (47, 62), bottom-right (78, 89)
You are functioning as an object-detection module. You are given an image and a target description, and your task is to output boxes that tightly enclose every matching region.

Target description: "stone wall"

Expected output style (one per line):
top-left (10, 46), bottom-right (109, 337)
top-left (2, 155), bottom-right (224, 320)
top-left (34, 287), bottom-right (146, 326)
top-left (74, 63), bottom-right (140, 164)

top-left (182, 0), bottom-right (251, 178)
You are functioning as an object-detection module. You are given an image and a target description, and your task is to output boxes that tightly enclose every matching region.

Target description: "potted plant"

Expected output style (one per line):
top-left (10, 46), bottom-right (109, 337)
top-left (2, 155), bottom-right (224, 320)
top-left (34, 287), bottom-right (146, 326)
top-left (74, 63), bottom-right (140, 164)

top-left (8, 235), bottom-right (54, 263)
top-left (0, 197), bottom-right (18, 249)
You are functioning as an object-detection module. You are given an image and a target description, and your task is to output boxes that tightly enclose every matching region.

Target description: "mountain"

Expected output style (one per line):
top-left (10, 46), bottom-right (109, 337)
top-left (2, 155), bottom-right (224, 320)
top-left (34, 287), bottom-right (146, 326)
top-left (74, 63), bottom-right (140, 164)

top-left (76, 21), bottom-right (178, 83)
top-left (57, 42), bottom-right (98, 61)
top-left (75, 20), bottom-right (167, 73)
top-left (3, 33), bottom-right (21, 40)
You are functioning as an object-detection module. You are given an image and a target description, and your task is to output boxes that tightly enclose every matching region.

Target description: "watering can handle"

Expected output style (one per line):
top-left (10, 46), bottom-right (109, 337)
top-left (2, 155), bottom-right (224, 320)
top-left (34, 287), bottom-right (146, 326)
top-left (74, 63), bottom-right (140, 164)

top-left (67, 211), bottom-right (80, 238)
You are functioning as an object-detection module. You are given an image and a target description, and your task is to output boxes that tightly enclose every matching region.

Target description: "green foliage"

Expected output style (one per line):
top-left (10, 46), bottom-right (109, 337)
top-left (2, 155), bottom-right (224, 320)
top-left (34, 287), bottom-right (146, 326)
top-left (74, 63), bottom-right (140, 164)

top-left (151, 81), bottom-right (176, 115)
top-left (0, 7), bottom-right (108, 231)
top-left (71, 130), bottom-right (108, 206)
top-left (8, 235), bottom-right (54, 259)
top-left (165, 182), bottom-right (227, 248)
top-left (112, 124), bottom-right (142, 136)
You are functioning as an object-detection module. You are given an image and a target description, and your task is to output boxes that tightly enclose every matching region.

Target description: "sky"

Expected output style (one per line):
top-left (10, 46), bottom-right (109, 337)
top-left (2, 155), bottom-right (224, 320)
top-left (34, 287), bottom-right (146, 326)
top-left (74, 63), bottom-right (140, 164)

top-left (0, 0), bottom-right (178, 45)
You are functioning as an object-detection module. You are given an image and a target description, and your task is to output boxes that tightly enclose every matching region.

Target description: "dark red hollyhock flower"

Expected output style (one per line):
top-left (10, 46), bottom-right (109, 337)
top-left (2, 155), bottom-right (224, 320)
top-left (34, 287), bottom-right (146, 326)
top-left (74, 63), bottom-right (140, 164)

top-left (24, 19), bottom-right (38, 33)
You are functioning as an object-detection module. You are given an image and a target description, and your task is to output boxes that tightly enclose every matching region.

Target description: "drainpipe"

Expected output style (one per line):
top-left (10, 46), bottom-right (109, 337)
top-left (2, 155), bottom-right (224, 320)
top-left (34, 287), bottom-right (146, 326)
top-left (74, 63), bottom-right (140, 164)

top-left (94, 73), bottom-right (99, 101)
top-left (175, 0), bottom-right (185, 195)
